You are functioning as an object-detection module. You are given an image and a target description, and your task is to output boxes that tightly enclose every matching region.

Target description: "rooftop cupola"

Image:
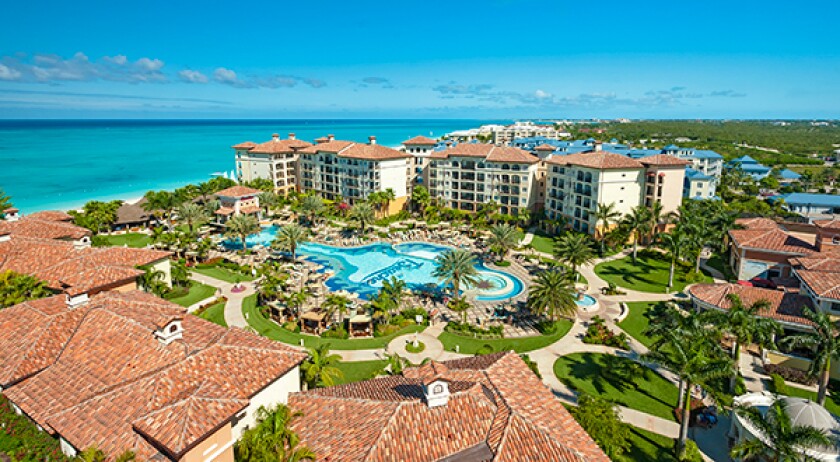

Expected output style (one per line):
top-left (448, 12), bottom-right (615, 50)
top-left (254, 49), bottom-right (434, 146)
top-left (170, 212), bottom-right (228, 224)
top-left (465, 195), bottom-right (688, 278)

top-left (3, 208), bottom-right (19, 222)
top-left (288, 132), bottom-right (296, 140)
top-left (368, 136), bottom-right (377, 145)
top-left (272, 133), bottom-right (280, 141)
top-left (154, 318), bottom-right (184, 345)
top-left (327, 134), bottom-right (335, 142)
top-left (593, 141), bottom-right (603, 152)
top-left (417, 361), bottom-right (451, 408)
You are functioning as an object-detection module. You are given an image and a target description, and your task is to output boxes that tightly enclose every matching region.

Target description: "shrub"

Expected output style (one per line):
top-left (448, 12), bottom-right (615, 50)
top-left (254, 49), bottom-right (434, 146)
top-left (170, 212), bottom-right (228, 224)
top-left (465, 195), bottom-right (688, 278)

top-left (374, 323), bottom-right (403, 337)
top-left (679, 439), bottom-right (704, 462)
top-left (770, 373), bottom-right (789, 394)
top-left (476, 344), bottom-right (495, 355)
top-left (321, 326), bottom-right (349, 339)
top-left (405, 341), bottom-right (426, 353)
top-left (582, 316), bottom-right (629, 349)
top-left (763, 363), bottom-right (817, 386)
top-left (520, 354), bottom-right (542, 379)
top-left (282, 320), bottom-right (300, 333)
top-left (683, 271), bottom-right (706, 283)
top-left (535, 320), bottom-right (559, 335)
top-left (495, 260), bottom-right (512, 267)
top-left (0, 395), bottom-right (70, 461)
top-left (399, 307), bottom-right (430, 325)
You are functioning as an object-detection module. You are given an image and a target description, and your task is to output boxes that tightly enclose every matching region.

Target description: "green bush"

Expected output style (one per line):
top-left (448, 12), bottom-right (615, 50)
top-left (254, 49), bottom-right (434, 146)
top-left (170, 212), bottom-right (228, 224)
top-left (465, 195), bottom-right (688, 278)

top-left (0, 396), bottom-right (70, 461)
top-left (374, 323), bottom-right (403, 337)
top-left (405, 341), bottom-right (426, 353)
top-left (535, 320), bottom-right (560, 334)
top-left (476, 344), bottom-right (495, 355)
top-left (770, 373), bottom-right (789, 395)
top-left (321, 326), bottom-right (349, 339)
top-left (399, 307), bottom-right (430, 324)
top-left (520, 354), bottom-right (542, 379)
top-left (282, 320), bottom-right (300, 333)
top-left (582, 316), bottom-right (629, 349)
top-left (682, 271), bottom-right (706, 283)
top-left (679, 439), bottom-right (704, 462)
top-left (495, 260), bottom-right (512, 267)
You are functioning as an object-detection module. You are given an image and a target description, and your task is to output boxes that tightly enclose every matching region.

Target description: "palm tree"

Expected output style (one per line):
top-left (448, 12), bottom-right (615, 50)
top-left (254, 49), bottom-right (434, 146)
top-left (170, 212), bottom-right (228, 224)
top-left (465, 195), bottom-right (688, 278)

top-left (410, 185), bottom-right (431, 218)
top-left (527, 270), bottom-right (577, 321)
top-left (0, 270), bottom-right (51, 309)
top-left (75, 447), bottom-right (106, 462)
top-left (622, 206), bottom-right (651, 263)
top-left (553, 232), bottom-right (595, 281)
top-left (432, 248), bottom-right (480, 298)
top-left (299, 195), bottom-right (324, 225)
top-left (139, 268), bottom-right (167, 297)
top-left (706, 294), bottom-right (781, 393)
top-left (488, 223), bottom-right (520, 261)
top-left (284, 289), bottom-right (309, 318)
top-left (0, 188), bottom-right (12, 213)
top-left (381, 188), bottom-right (396, 216)
top-left (381, 276), bottom-right (408, 312)
top-left (646, 200), bottom-right (667, 243)
top-left (594, 202), bottom-right (621, 255)
top-left (382, 353), bottom-right (409, 376)
top-left (323, 294), bottom-right (351, 324)
top-left (447, 297), bottom-right (471, 323)
top-left (646, 325), bottom-right (733, 456)
top-left (301, 344), bottom-right (343, 389)
top-left (170, 260), bottom-right (190, 288)
top-left (781, 308), bottom-right (840, 405)
top-left (730, 398), bottom-right (834, 462)
top-left (517, 208), bottom-right (531, 227)
top-left (656, 230), bottom-right (685, 288)
top-left (272, 223), bottom-right (308, 260)
top-left (176, 202), bottom-right (209, 236)
top-left (235, 404), bottom-right (315, 462)
top-left (225, 214), bottom-right (260, 251)
top-left (348, 202), bottom-right (376, 233)
top-left (143, 190), bottom-right (179, 228)
top-left (196, 181), bottom-right (215, 203)
top-left (259, 191), bottom-right (281, 217)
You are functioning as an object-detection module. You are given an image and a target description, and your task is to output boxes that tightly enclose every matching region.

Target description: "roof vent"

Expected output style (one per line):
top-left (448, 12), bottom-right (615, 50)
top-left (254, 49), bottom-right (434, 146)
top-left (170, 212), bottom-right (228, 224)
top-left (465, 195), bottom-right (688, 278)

top-left (368, 136), bottom-right (377, 145)
top-left (288, 133), bottom-right (296, 140)
top-left (154, 319), bottom-right (183, 345)
top-left (327, 134), bottom-right (335, 142)
top-left (272, 133), bottom-right (280, 140)
top-left (66, 292), bottom-right (89, 309)
top-left (593, 141), bottom-right (603, 152)
top-left (424, 378), bottom-right (450, 408)
top-left (3, 208), bottom-right (19, 222)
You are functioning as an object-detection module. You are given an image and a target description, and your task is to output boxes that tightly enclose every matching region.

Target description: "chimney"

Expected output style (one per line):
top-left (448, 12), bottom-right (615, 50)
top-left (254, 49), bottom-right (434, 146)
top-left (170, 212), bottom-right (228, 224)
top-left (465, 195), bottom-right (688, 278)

top-left (418, 361), bottom-right (451, 408)
top-left (593, 141), bottom-right (603, 152)
top-left (288, 132), bottom-right (296, 140)
top-left (445, 140), bottom-right (453, 148)
top-left (66, 291), bottom-right (89, 309)
top-left (368, 136), bottom-right (377, 145)
top-left (0, 232), bottom-right (9, 243)
top-left (272, 133), bottom-right (280, 141)
top-left (327, 134), bottom-right (335, 142)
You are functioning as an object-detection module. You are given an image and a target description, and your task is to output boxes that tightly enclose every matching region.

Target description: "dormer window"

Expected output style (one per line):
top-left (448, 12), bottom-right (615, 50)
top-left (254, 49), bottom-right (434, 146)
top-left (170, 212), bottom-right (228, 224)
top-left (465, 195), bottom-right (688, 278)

top-left (423, 379), bottom-right (450, 408)
top-left (155, 319), bottom-right (183, 345)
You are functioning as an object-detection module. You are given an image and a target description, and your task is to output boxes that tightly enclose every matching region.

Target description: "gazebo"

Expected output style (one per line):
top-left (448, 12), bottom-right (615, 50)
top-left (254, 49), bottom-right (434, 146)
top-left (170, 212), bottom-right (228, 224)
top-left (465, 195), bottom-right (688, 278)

top-left (300, 311), bottom-right (327, 335)
top-left (348, 314), bottom-right (373, 338)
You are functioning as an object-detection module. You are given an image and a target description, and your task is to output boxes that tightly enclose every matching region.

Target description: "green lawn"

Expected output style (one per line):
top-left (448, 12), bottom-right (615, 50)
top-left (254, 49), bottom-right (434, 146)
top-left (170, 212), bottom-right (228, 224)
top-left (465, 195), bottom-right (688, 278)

top-left (554, 353), bottom-right (680, 421)
top-left (617, 302), bottom-right (660, 348)
top-left (594, 252), bottom-right (711, 293)
top-left (242, 295), bottom-right (425, 350)
top-left (528, 232), bottom-right (556, 254)
top-left (704, 254), bottom-right (736, 281)
top-left (784, 383), bottom-right (840, 417)
top-left (335, 360), bottom-right (388, 385)
top-left (193, 265), bottom-right (254, 283)
top-left (438, 320), bottom-right (572, 354)
top-left (165, 281), bottom-right (216, 307)
top-left (620, 425), bottom-right (677, 462)
top-left (196, 301), bottom-right (227, 327)
top-left (95, 233), bottom-right (151, 248)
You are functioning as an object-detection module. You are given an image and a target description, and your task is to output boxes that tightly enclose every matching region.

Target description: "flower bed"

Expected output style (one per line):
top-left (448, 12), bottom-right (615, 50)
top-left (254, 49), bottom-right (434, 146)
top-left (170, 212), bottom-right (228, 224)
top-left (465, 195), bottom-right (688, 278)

top-left (582, 316), bottom-right (629, 349)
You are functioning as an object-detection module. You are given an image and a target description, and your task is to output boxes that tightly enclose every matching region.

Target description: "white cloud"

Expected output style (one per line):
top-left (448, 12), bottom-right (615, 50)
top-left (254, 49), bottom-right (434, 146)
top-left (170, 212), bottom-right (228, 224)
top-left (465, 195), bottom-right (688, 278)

top-left (0, 52), bottom-right (167, 83)
top-left (535, 89), bottom-right (552, 99)
top-left (0, 64), bottom-right (22, 81)
top-left (213, 67), bottom-right (252, 87)
top-left (178, 69), bottom-right (209, 84)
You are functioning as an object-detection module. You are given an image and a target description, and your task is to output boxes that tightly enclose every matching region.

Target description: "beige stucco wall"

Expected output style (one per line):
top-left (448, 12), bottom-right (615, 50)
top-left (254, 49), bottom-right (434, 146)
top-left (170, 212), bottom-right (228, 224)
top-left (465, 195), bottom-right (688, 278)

top-left (182, 423), bottom-right (234, 462)
top-left (766, 350), bottom-right (840, 380)
top-left (598, 168), bottom-right (643, 217)
top-left (231, 365), bottom-right (301, 440)
top-left (652, 166), bottom-right (686, 215)
top-left (149, 258), bottom-right (172, 287)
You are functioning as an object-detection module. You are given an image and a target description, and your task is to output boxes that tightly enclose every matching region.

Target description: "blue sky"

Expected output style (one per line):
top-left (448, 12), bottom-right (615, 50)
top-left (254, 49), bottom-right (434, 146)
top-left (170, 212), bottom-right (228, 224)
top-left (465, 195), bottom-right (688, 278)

top-left (1, 0), bottom-right (838, 119)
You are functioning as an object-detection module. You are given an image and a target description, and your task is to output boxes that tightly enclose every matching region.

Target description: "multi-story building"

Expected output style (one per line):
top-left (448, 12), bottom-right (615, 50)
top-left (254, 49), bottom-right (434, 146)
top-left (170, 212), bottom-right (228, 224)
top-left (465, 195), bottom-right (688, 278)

top-left (233, 133), bottom-right (312, 196)
top-left (543, 144), bottom-right (688, 235)
top-left (299, 136), bottom-right (410, 214)
top-left (213, 185), bottom-right (262, 224)
top-left (427, 143), bottom-right (540, 216)
top-left (684, 168), bottom-right (717, 200)
top-left (401, 135), bottom-right (438, 190)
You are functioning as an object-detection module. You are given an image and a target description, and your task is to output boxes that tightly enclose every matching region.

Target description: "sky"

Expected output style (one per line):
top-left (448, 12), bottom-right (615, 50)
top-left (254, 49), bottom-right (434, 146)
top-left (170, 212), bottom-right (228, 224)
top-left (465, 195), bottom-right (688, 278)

top-left (1, 0), bottom-right (839, 119)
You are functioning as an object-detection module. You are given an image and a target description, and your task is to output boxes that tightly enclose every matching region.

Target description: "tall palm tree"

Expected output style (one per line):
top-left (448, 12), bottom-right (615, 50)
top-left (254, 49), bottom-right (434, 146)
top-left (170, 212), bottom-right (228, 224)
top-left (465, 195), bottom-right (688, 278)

top-left (272, 223), bottom-right (308, 260)
top-left (488, 223), bottom-right (520, 261)
top-left (323, 294), bottom-right (351, 324)
top-left (782, 308), bottom-right (840, 406)
top-left (348, 202), bottom-right (376, 233)
top-left (259, 191), bottom-right (281, 217)
top-left (594, 202), bottom-right (621, 255)
top-left (705, 294), bottom-right (781, 393)
top-left (176, 202), bottom-right (209, 236)
top-left (301, 344), bottom-right (343, 389)
top-left (235, 404), bottom-right (315, 462)
top-left (622, 206), bottom-right (651, 263)
top-left (526, 270), bottom-right (577, 321)
top-left (225, 214), bottom-right (260, 251)
top-left (381, 276), bottom-right (408, 312)
top-left (381, 188), bottom-right (396, 216)
top-left (730, 399), bottom-right (834, 462)
top-left (196, 181), bottom-right (215, 203)
top-left (432, 248), bottom-right (480, 298)
top-left (553, 232), bottom-right (595, 281)
top-left (646, 200), bottom-right (667, 243)
top-left (284, 289), bottom-right (309, 318)
top-left (299, 195), bottom-right (324, 225)
top-left (517, 208), bottom-right (531, 227)
top-left (410, 185), bottom-right (431, 218)
top-left (656, 230), bottom-right (685, 288)
top-left (645, 325), bottom-right (733, 456)
top-left (139, 268), bottom-right (167, 297)
top-left (0, 188), bottom-right (12, 213)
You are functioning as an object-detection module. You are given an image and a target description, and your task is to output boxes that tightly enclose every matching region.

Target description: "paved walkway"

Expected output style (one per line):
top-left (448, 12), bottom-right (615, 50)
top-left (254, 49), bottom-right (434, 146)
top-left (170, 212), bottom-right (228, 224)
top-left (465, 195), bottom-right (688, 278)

top-left (190, 272), bottom-right (252, 328)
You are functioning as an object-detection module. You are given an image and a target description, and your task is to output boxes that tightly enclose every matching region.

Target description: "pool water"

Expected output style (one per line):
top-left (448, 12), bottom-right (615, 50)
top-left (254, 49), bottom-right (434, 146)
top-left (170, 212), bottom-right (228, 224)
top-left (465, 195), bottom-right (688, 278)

top-left (575, 294), bottom-right (597, 307)
top-left (297, 241), bottom-right (524, 301)
top-left (223, 225), bottom-right (281, 248)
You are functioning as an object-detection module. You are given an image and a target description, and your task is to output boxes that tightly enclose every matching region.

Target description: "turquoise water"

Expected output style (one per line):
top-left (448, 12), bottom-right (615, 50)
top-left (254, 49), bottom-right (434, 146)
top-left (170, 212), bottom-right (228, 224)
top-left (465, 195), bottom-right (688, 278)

top-left (0, 119), bottom-right (498, 212)
top-left (297, 241), bottom-right (524, 301)
top-left (575, 294), bottom-right (597, 307)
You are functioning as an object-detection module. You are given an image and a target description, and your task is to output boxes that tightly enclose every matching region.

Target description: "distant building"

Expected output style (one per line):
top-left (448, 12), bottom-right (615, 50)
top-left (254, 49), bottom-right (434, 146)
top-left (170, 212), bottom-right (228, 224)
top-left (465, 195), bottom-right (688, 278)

top-left (233, 133), bottom-right (312, 196)
top-left (776, 168), bottom-right (802, 185)
top-left (401, 135), bottom-right (438, 190)
top-left (727, 155), bottom-right (772, 181)
top-left (685, 168), bottom-right (717, 199)
top-left (213, 185), bottom-right (263, 224)
top-left (775, 193), bottom-right (840, 220)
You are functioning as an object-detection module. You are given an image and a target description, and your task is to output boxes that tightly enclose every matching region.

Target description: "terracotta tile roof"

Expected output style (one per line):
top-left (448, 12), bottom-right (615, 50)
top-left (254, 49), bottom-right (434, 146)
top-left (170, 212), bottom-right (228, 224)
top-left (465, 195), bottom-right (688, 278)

top-left (735, 217), bottom-right (780, 230)
top-left (0, 216), bottom-right (90, 240)
top-left (238, 205), bottom-right (260, 214)
top-left (289, 352), bottom-right (608, 462)
top-left (214, 206), bottom-right (235, 215)
top-left (689, 283), bottom-right (814, 326)
top-left (26, 210), bottom-right (73, 222)
top-left (214, 185), bottom-right (262, 197)
top-left (1, 291), bottom-right (306, 460)
top-left (302, 140), bottom-right (410, 161)
top-left (433, 144), bottom-right (539, 164)
top-left (248, 136), bottom-right (312, 154)
top-left (790, 253), bottom-right (840, 273)
top-left (403, 135), bottom-right (438, 145)
top-left (546, 151), bottom-right (644, 169)
top-left (638, 154), bottom-right (691, 167)
top-left (797, 270), bottom-right (840, 299)
top-left (231, 141), bottom-right (257, 150)
top-left (534, 144), bottom-right (556, 151)
top-left (0, 235), bottom-right (171, 296)
top-left (814, 219), bottom-right (840, 231)
top-left (729, 228), bottom-right (815, 255)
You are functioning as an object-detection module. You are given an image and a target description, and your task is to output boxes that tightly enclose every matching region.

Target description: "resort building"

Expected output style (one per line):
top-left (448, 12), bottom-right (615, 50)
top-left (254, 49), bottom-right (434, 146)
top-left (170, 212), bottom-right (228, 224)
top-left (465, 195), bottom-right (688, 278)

top-left (427, 143), bottom-right (540, 216)
top-left (774, 193), bottom-right (840, 221)
top-left (0, 290), bottom-right (307, 461)
top-left (233, 133), bottom-right (313, 196)
top-left (727, 217), bottom-right (815, 281)
top-left (445, 122), bottom-right (570, 145)
top-left (727, 155), bottom-right (772, 181)
top-left (684, 168), bottom-right (717, 199)
top-left (288, 352), bottom-right (609, 461)
top-left (401, 135), bottom-right (438, 189)
top-left (0, 210), bottom-right (91, 248)
top-left (543, 144), bottom-right (688, 235)
top-left (214, 185), bottom-right (262, 224)
top-left (299, 136), bottom-right (411, 214)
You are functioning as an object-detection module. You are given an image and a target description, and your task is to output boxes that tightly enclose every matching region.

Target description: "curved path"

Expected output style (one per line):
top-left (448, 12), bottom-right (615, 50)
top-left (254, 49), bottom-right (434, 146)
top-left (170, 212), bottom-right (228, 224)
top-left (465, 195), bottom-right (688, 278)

top-left (190, 272), bottom-right (252, 328)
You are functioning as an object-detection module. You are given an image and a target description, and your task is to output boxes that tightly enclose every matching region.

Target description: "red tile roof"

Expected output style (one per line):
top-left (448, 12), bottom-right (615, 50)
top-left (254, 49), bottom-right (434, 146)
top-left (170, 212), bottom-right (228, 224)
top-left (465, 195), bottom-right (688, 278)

top-left (0, 235), bottom-right (171, 295)
top-left (546, 151), bottom-right (644, 169)
top-left (638, 154), bottom-right (691, 167)
top-left (534, 144), bottom-right (557, 151)
top-left (729, 228), bottom-right (815, 255)
top-left (231, 141), bottom-right (257, 150)
top-left (790, 253), bottom-right (840, 273)
top-left (248, 135), bottom-right (312, 154)
top-left (0, 291), bottom-right (306, 460)
top-left (0, 216), bottom-right (90, 240)
top-left (433, 144), bottom-right (539, 164)
top-left (301, 140), bottom-right (411, 161)
top-left (797, 270), bottom-right (840, 300)
top-left (214, 185), bottom-right (262, 197)
top-left (26, 210), bottom-right (73, 222)
top-left (289, 352), bottom-right (608, 462)
top-left (689, 283), bottom-right (814, 326)
top-left (403, 135), bottom-right (438, 145)
top-left (814, 219), bottom-right (840, 231)
top-left (735, 217), bottom-right (780, 230)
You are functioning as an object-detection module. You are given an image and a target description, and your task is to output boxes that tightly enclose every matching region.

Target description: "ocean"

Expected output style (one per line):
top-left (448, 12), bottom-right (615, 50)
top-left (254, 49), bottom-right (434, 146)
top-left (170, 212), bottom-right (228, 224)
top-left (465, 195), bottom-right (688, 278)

top-left (0, 119), bottom-right (496, 212)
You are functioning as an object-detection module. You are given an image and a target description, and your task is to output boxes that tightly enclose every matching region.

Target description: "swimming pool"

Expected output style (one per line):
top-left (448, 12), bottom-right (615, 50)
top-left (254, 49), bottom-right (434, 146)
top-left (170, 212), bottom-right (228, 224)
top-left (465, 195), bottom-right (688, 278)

top-left (297, 241), bottom-right (524, 301)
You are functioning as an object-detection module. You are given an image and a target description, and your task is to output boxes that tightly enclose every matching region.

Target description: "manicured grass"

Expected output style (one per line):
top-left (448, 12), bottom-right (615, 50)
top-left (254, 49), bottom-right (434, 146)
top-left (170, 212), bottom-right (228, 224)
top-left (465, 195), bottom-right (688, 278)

top-left (406, 341), bottom-right (426, 353)
top-left (193, 265), bottom-right (254, 283)
top-left (438, 319), bottom-right (572, 354)
top-left (705, 254), bottom-right (736, 281)
top-left (620, 425), bottom-right (677, 462)
top-left (784, 383), bottom-right (840, 417)
top-left (335, 360), bottom-right (388, 385)
top-left (617, 302), bottom-right (660, 348)
top-left (553, 352), bottom-right (680, 421)
top-left (96, 232), bottom-right (151, 248)
top-left (594, 252), bottom-right (711, 293)
top-left (528, 232), bottom-right (556, 254)
top-left (196, 301), bottom-right (228, 327)
top-left (165, 281), bottom-right (216, 307)
top-left (242, 295), bottom-right (425, 350)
